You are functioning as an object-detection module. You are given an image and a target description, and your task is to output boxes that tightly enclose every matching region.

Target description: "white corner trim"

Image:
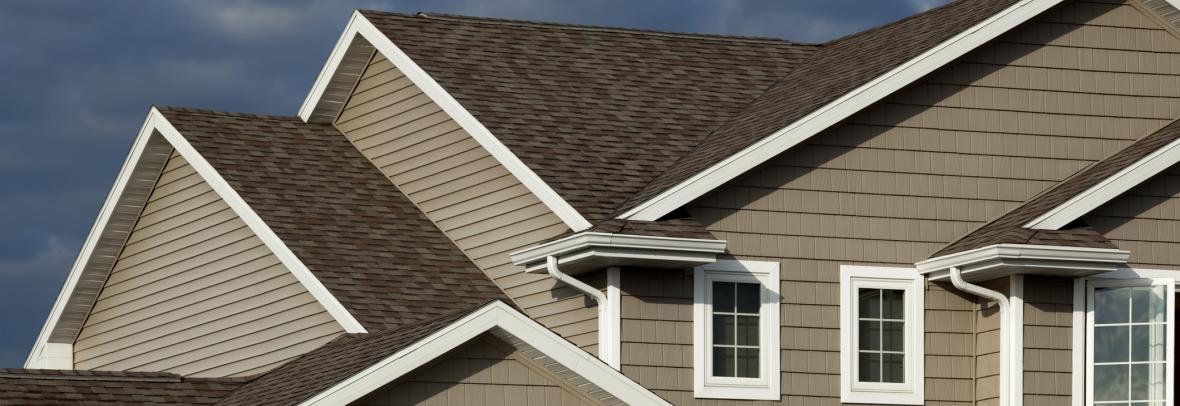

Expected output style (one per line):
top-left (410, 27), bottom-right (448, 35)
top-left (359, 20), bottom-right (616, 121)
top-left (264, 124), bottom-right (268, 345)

top-left (148, 108), bottom-right (367, 334)
top-left (299, 301), bottom-right (672, 406)
top-left (1009, 274), bottom-right (1024, 406)
top-left (25, 111), bottom-right (161, 368)
top-left (692, 259), bottom-right (781, 400)
top-left (1025, 135), bottom-right (1180, 230)
top-left (298, 12), bottom-right (591, 232)
top-left (606, 266), bottom-right (622, 370)
top-left (619, 0), bottom-right (1064, 222)
top-left (838, 265), bottom-right (925, 405)
top-left (1071, 278), bottom-right (1085, 406)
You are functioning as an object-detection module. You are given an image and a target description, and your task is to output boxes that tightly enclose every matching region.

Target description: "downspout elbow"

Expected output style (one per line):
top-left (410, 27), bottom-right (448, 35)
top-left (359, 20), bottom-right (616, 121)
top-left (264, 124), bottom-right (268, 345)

top-left (545, 256), bottom-right (616, 369)
top-left (947, 267), bottom-right (1015, 406)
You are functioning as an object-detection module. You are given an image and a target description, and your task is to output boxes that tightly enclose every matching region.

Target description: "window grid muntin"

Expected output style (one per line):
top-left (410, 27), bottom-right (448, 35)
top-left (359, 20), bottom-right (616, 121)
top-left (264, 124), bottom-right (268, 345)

top-left (712, 281), bottom-right (761, 378)
top-left (1092, 285), bottom-right (1168, 405)
top-left (856, 288), bottom-right (905, 383)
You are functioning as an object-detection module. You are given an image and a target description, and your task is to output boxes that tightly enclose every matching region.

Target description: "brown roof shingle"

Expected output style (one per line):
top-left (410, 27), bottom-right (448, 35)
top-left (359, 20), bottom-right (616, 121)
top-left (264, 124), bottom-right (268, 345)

top-left (624, 0), bottom-right (1021, 214)
top-left (932, 118), bottom-right (1180, 257)
top-left (360, 11), bottom-right (818, 221)
top-left (157, 107), bottom-right (507, 330)
top-left (0, 369), bottom-right (249, 405)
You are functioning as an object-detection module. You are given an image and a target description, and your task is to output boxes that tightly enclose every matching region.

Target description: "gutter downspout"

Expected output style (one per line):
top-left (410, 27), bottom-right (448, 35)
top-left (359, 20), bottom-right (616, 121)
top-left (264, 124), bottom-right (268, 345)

top-left (546, 256), bottom-right (618, 369)
top-left (948, 267), bottom-right (1016, 406)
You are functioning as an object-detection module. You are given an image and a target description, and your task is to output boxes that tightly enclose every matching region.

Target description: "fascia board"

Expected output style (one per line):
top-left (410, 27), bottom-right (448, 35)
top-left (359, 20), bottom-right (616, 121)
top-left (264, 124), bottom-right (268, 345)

top-left (619, 0), bottom-right (1064, 222)
top-left (916, 243), bottom-right (1130, 280)
top-left (509, 232), bottom-right (727, 268)
top-left (298, 12), bottom-right (592, 232)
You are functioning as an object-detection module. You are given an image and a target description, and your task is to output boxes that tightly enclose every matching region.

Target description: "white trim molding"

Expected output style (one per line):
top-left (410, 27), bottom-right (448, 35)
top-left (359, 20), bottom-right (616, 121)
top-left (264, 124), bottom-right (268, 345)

top-left (297, 11), bottom-right (592, 232)
top-left (1026, 135), bottom-right (1180, 230)
top-left (692, 259), bottom-right (781, 400)
top-left (299, 301), bottom-right (671, 406)
top-left (838, 265), bottom-right (925, 405)
top-left (27, 108), bottom-right (369, 367)
top-left (916, 243), bottom-right (1129, 282)
top-left (619, 0), bottom-right (1064, 222)
top-left (510, 231), bottom-right (727, 274)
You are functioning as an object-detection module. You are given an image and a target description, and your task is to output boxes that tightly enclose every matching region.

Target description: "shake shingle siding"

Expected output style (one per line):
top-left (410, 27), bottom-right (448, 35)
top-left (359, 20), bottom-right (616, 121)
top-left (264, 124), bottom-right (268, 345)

top-left (1086, 162), bottom-right (1180, 266)
top-left (1022, 276), bottom-right (1074, 406)
top-left (669, 1), bottom-right (1180, 403)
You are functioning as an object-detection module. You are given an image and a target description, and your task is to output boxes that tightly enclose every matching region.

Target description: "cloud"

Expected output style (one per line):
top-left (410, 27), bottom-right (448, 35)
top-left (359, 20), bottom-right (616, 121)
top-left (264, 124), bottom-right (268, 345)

top-left (906, 0), bottom-right (949, 12)
top-left (0, 236), bottom-right (75, 277)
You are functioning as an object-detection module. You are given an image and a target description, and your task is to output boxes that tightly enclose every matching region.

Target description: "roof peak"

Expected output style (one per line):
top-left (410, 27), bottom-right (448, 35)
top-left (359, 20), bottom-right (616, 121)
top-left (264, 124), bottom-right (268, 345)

top-left (358, 9), bottom-right (812, 45)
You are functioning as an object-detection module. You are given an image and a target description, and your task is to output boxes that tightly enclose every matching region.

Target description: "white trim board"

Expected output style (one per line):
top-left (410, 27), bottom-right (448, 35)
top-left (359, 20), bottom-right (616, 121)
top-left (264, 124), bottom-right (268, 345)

top-left (692, 259), bottom-right (781, 400)
top-left (297, 11), bottom-right (592, 232)
top-left (838, 265), bottom-right (925, 405)
top-left (298, 301), bottom-right (671, 406)
top-left (26, 108), bottom-right (368, 367)
top-left (619, 0), bottom-right (1065, 221)
top-left (1025, 134), bottom-right (1180, 230)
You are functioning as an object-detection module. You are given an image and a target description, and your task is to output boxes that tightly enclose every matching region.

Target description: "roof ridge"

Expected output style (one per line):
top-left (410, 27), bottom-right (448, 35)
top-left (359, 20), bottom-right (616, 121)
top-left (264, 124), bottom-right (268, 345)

top-left (154, 105), bottom-right (299, 122)
top-left (359, 9), bottom-right (814, 45)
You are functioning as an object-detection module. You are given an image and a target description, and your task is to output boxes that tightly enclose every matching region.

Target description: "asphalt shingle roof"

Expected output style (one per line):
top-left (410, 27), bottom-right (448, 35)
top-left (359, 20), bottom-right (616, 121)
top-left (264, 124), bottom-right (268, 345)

top-left (0, 369), bottom-right (249, 405)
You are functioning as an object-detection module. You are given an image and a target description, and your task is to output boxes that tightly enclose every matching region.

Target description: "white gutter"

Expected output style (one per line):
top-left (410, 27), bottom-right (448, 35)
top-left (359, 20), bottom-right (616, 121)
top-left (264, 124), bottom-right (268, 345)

top-left (511, 232), bottom-right (727, 274)
top-left (546, 256), bottom-right (618, 369)
top-left (948, 267), bottom-right (1018, 406)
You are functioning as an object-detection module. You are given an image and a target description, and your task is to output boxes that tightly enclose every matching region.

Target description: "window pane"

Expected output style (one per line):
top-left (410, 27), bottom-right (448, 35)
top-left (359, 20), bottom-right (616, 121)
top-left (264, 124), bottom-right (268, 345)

top-left (1131, 363), bottom-right (1166, 401)
top-left (1094, 364), bottom-right (1130, 401)
top-left (1131, 325), bottom-right (1166, 362)
top-left (858, 352), bottom-right (881, 383)
top-left (735, 283), bottom-right (760, 314)
top-left (1130, 287), bottom-right (1166, 323)
top-left (859, 320), bottom-right (881, 351)
top-left (859, 289), bottom-right (881, 319)
top-left (714, 282), bottom-right (735, 313)
top-left (882, 321), bottom-right (904, 352)
top-left (713, 314), bottom-right (734, 345)
top-left (882, 353), bottom-right (904, 383)
top-left (736, 315), bottom-right (759, 346)
top-left (736, 348), bottom-right (760, 378)
top-left (1095, 325), bottom-right (1129, 363)
top-left (713, 347), bottom-right (735, 377)
top-left (1096, 287), bottom-right (1130, 324)
top-left (882, 289), bottom-right (905, 320)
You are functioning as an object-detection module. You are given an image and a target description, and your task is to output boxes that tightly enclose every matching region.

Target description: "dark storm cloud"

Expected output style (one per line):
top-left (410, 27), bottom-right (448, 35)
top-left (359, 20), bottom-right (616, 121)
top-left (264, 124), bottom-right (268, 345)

top-left (0, 0), bottom-right (948, 367)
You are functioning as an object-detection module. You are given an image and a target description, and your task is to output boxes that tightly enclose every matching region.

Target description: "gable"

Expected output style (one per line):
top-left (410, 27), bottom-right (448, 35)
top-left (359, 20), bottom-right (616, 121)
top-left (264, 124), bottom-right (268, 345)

top-left (334, 51), bottom-right (602, 350)
top-left (1085, 160), bottom-right (1180, 267)
top-left (355, 334), bottom-right (600, 406)
top-left (73, 151), bottom-right (344, 377)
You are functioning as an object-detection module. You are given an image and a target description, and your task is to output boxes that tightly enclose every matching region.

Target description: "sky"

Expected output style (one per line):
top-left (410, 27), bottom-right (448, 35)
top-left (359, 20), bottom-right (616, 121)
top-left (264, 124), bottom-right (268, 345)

top-left (0, 0), bottom-right (949, 367)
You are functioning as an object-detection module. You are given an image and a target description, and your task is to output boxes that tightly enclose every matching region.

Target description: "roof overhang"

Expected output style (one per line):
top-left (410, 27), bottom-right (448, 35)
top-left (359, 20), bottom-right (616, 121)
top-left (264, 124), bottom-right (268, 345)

top-left (509, 232), bottom-right (727, 275)
top-left (618, 0), bottom-right (1065, 222)
top-left (916, 244), bottom-right (1130, 283)
top-left (297, 10), bottom-right (592, 232)
top-left (298, 301), bottom-right (672, 406)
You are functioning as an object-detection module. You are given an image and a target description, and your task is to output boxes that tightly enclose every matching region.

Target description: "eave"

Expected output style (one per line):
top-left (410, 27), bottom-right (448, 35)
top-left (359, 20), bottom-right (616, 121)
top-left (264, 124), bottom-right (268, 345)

top-left (509, 232), bottom-right (727, 275)
top-left (916, 243), bottom-right (1129, 283)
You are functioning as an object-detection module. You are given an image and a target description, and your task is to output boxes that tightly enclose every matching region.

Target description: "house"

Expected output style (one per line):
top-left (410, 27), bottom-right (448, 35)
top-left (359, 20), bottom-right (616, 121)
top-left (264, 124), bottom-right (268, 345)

top-left (9, 0), bottom-right (1180, 404)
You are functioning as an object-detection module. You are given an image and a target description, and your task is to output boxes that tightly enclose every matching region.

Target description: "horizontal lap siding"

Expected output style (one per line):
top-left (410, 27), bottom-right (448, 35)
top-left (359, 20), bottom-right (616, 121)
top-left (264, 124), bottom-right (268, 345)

top-left (73, 152), bottom-right (344, 377)
top-left (334, 53), bottom-right (596, 349)
top-left (1087, 164), bottom-right (1180, 267)
top-left (355, 335), bottom-right (598, 406)
top-left (665, 1), bottom-right (1180, 403)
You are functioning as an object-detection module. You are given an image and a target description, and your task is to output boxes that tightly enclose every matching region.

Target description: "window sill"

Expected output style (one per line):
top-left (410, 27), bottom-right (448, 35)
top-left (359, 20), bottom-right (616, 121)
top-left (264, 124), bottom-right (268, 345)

top-left (841, 388), bottom-right (923, 405)
top-left (695, 383), bottom-right (779, 401)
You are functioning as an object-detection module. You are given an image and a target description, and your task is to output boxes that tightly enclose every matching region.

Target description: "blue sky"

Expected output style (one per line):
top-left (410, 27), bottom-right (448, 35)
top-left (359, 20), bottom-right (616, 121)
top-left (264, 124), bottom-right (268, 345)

top-left (0, 0), bottom-right (948, 367)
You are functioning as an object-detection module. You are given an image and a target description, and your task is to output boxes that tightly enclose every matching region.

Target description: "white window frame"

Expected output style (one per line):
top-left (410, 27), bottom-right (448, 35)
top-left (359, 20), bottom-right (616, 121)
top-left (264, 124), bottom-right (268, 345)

top-left (693, 259), bottom-right (780, 400)
top-left (1073, 270), bottom-right (1176, 406)
top-left (839, 265), bottom-right (925, 405)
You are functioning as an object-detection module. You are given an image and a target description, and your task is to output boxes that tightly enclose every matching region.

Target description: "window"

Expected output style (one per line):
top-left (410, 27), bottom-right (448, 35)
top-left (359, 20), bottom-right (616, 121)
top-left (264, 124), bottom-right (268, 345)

top-left (840, 266), bottom-right (924, 405)
top-left (693, 260), bottom-right (780, 400)
top-left (1085, 278), bottom-right (1174, 406)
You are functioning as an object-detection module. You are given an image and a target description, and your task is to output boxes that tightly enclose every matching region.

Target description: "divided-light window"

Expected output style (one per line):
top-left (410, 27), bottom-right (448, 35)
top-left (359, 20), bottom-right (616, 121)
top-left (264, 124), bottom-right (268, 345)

top-left (693, 260), bottom-right (780, 400)
top-left (711, 281), bottom-right (761, 378)
top-left (857, 288), bottom-right (905, 384)
top-left (839, 266), bottom-right (924, 405)
top-left (1085, 278), bottom-right (1174, 406)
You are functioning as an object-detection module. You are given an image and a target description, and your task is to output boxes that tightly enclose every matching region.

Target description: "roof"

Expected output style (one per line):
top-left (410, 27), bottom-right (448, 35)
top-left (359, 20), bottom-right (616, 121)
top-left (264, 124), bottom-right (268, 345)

top-left (624, 0), bottom-right (1021, 214)
top-left (0, 369), bottom-right (249, 405)
top-left (156, 107), bottom-right (507, 330)
top-left (215, 304), bottom-right (480, 406)
top-left (359, 11), bottom-right (819, 222)
top-left (932, 118), bottom-right (1180, 257)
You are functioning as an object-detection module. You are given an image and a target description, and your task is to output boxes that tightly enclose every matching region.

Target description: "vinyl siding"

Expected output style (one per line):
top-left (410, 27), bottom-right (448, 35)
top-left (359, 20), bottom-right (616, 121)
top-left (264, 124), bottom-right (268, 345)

top-left (1087, 163), bottom-right (1180, 268)
top-left (974, 278), bottom-right (1008, 406)
top-left (668, 1), bottom-right (1180, 403)
top-left (72, 151), bottom-right (344, 377)
top-left (1022, 276), bottom-right (1074, 406)
top-left (355, 335), bottom-right (601, 406)
top-left (334, 52), bottom-right (597, 349)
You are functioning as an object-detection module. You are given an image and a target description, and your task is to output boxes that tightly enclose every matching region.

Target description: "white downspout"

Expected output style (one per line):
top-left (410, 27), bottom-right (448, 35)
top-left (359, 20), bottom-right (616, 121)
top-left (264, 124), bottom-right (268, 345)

top-left (948, 267), bottom-right (1016, 406)
top-left (546, 256), bottom-right (618, 369)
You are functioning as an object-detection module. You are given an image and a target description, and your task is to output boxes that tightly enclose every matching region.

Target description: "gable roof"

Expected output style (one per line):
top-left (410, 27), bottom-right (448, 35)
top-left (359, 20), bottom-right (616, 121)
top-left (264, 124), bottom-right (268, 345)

top-left (357, 11), bottom-right (818, 222)
top-left (932, 118), bottom-right (1180, 257)
top-left (154, 107), bottom-right (507, 330)
top-left (0, 369), bottom-right (249, 405)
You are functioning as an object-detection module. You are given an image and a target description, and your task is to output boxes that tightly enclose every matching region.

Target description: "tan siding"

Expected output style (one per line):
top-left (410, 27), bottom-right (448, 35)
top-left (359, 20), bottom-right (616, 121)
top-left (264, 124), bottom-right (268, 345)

top-left (670, 1), bottom-right (1180, 403)
top-left (72, 151), bottom-right (344, 377)
top-left (334, 55), bottom-right (596, 350)
top-left (974, 278), bottom-right (1008, 406)
top-left (355, 335), bottom-right (600, 406)
top-left (1022, 276), bottom-right (1074, 406)
top-left (1087, 164), bottom-right (1180, 267)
